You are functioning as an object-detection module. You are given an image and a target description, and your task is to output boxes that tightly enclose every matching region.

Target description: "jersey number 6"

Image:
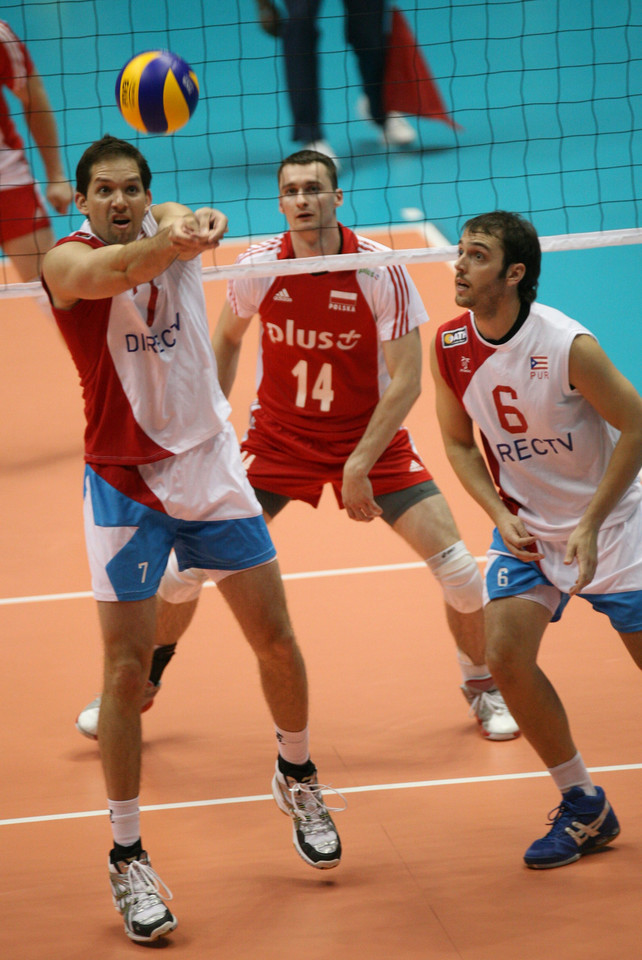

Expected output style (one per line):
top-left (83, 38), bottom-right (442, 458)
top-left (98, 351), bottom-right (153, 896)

top-left (492, 384), bottom-right (529, 434)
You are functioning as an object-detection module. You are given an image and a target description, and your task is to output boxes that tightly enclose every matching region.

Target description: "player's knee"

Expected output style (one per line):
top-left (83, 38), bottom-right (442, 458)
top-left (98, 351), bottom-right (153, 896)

top-left (484, 645), bottom-right (521, 688)
top-left (249, 614), bottom-right (299, 665)
top-left (158, 551), bottom-right (207, 604)
top-left (103, 654), bottom-right (149, 704)
top-left (426, 540), bottom-right (482, 613)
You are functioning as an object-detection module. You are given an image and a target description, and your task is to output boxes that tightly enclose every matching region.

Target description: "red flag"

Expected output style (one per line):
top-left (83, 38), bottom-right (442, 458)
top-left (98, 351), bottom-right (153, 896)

top-left (383, 6), bottom-right (461, 128)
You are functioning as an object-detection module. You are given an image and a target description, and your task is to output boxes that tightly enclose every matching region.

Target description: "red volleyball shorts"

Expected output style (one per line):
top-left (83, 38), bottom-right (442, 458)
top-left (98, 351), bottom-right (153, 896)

top-left (0, 182), bottom-right (50, 244)
top-left (240, 416), bottom-right (433, 509)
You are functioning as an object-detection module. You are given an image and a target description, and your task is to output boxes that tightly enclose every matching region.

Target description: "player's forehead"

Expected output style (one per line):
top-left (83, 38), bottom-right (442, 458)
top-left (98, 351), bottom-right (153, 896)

top-left (459, 228), bottom-right (504, 255)
top-left (279, 162), bottom-right (334, 192)
top-left (88, 156), bottom-right (143, 188)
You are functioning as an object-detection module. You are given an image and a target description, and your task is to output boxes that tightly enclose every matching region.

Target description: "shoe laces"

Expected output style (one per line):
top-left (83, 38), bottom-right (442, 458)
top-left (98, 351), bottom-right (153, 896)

top-left (545, 798), bottom-right (569, 829)
top-left (122, 859), bottom-right (173, 913)
top-left (467, 687), bottom-right (508, 720)
top-left (286, 779), bottom-right (347, 836)
top-left (543, 794), bottom-right (595, 838)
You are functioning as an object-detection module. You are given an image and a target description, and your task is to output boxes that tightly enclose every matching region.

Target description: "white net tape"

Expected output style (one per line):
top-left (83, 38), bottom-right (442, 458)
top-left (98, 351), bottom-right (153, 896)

top-left (2, 226), bottom-right (641, 299)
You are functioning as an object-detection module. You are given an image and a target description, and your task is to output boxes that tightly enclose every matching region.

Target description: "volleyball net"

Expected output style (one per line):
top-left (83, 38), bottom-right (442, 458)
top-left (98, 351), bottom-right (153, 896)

top-left (1, 0), bottom-right (641, 297)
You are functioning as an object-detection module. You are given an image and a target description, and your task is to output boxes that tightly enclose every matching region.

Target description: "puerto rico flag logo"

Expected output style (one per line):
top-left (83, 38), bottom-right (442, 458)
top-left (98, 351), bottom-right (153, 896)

top-left (530, 355), bottom-right (549, 379)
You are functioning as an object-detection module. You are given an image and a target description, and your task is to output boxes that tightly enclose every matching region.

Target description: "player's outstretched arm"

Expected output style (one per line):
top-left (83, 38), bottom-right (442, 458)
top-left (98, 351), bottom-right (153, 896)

top-left (42, 225), bottom-right (187, 306)
top-left (152, 203), bottom-right (228, 260)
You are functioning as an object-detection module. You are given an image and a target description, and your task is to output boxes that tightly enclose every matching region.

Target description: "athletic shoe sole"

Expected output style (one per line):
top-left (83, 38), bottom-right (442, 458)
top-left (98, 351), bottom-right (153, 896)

top-left (525, 825), bottom-right (620, 869)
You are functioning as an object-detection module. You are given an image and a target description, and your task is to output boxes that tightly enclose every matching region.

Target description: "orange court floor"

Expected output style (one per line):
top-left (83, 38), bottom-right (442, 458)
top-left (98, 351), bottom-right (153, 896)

top-left (1, 232), bottom-right (641, 960)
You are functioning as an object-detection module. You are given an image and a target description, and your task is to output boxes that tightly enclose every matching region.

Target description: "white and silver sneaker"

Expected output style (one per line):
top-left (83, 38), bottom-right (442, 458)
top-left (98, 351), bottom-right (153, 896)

top-left (272, 762), bottom-right (345, 869)
top-left (109, 852), bottom-right (177, 943)
top-left (381, 113), bottom-right (417, 145)
top-left (75, 681), bottom-right (160, 740)
top-left (356, 95), bottom-right (417, 145)
top-left (461, 684), bottom-right (520, 741)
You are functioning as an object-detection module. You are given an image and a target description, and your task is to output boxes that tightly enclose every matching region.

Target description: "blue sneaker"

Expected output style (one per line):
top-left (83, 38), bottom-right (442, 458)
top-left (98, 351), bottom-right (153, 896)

top-left (524, 786), bottom-right (620, 869)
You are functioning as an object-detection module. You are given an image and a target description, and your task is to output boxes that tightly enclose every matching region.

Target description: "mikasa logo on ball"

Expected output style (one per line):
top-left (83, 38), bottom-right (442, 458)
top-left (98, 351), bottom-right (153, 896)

top-left (116, 50), bottom-right (200, 135)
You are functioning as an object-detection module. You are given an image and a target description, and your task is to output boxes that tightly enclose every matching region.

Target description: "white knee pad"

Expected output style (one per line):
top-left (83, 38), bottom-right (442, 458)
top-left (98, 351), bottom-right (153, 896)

top-left (158, 551), bottom-right (208, 604)
top-left (426, 540), bottom-right (483, 614)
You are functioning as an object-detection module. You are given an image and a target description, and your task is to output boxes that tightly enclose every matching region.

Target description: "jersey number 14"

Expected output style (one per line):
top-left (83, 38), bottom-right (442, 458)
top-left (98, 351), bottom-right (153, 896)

top-left (291, 360), bottom-right (335, 412)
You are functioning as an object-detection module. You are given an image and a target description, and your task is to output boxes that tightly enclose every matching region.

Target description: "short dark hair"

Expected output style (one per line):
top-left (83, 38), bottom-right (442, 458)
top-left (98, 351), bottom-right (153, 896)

top-left (462, 210), bottom-right (541, 305)
top-left (277, 149), bottom-right (338, 190)
top-left (76, 134), bottom-right (152, 196)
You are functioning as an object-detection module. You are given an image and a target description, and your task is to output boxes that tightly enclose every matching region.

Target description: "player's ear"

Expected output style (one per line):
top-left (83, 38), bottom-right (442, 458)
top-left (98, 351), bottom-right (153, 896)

top-left (145, 190), bottom-right (152, 212)
top-left (506, 262), bottom-right (525, 286)
top-left (334, 188), bottom-right (344, 209)
top-left (75, 191), bottom-right (88, 214)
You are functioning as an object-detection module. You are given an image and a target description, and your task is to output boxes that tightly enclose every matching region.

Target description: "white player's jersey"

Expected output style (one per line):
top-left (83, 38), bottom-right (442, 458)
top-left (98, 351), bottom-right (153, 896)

top-left (435, 302), bottom-right (641, 541)
top-left (47, 210), bottom-right (230, 465)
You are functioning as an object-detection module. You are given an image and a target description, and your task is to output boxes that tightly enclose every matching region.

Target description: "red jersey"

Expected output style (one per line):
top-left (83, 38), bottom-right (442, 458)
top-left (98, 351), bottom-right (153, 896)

top-left (44, 213), bottom-right (230, 466)
top-left (0, 21), bottom-right (36, 188)
top-left (228, 224), bottom-right (429, 444)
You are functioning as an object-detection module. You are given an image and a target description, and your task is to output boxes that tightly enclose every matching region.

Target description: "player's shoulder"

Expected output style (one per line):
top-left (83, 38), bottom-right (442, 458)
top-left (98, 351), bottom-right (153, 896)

top-left (530, 301), bottom-right (594, 338)
top-left (0, 20), bottom-right (20, 44)
top-left (436, 310), bottom-right (472, 339)
top-left (235, 233), bottom-right (284, 265)
top-left (353, 232), bottom-right (411, 292)
top-left (354, 232), bottom-right (391, 255)
top-left (0, 20), bottom-right (31, 80)
top-left (51, 230), bottom-right (104, 254)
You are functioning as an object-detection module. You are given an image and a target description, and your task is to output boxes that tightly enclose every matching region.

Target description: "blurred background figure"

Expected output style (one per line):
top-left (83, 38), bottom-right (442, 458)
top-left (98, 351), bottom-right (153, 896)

top-left (256, 0), bottom-right (417, 167)
top-left (0, 19), bottom-right (73, 282)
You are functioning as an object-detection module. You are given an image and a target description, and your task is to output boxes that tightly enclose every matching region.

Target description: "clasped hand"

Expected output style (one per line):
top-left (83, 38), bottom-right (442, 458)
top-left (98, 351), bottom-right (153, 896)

top-left (169, 207), bottom-right (228, 254)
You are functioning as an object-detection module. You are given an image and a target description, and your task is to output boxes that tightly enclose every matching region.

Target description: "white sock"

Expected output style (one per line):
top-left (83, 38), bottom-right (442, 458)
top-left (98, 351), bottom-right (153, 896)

top-left (275, 725), bottom-right (310, 766)
top-left (548, 753), bottom-right (597, 796)
top-left (108, 797), bottom-right (141, 847)
top-left (457, 647), bottom-right (492, 685)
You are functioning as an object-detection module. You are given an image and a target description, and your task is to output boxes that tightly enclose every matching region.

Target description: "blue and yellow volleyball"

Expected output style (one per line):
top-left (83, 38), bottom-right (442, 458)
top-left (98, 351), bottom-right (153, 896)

top-left (116, 50), bottom-right (199, 134)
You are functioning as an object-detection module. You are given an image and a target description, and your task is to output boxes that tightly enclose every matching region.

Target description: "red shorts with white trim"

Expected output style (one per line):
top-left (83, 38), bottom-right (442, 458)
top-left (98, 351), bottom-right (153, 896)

top-left (0, 183), bottom-right (50, 244)
top-left (240, 416), bottom-right (433, 509)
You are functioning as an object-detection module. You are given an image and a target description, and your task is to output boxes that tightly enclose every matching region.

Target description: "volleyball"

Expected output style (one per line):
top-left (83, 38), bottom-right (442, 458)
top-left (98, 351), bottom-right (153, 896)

top-left (115, 50), bottom-right (199, 134)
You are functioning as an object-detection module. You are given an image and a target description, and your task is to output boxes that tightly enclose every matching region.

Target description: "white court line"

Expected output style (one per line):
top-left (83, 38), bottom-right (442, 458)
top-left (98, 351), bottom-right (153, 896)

top-left (2, 764), bottom-right (641, 828)
top-left (0, 559), bottom-right (487, 607)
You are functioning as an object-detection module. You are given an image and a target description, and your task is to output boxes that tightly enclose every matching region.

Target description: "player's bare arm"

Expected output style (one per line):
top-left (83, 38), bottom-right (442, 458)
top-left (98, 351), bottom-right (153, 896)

top-left (429, 336), bottom-right (542, 560)
top-left (563, 334), bottom-right (642, 592)
top-left (15, 71), bottom-right (73, 213)
top-left (43, 221), bottom-right (199, 308)
top-left (567, 335), bottom-right (642, 528)
top-left (342, 329), bottom-right (421, 522)
top-left (211, 300), bottom-right (254, 398)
